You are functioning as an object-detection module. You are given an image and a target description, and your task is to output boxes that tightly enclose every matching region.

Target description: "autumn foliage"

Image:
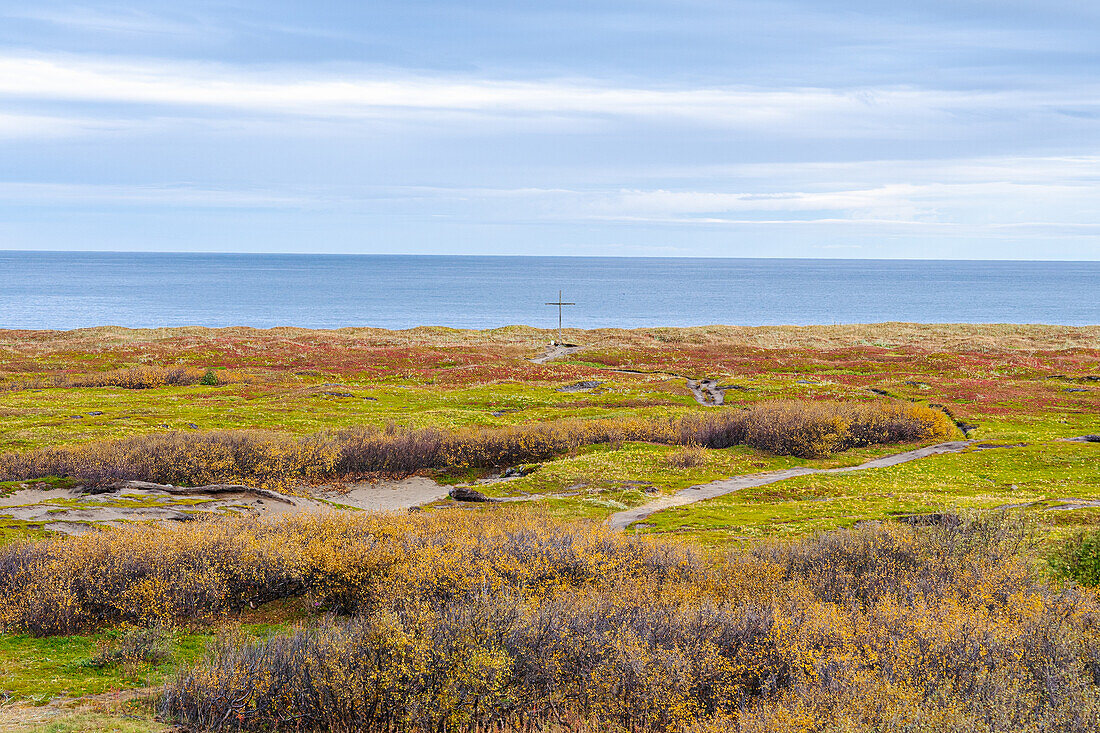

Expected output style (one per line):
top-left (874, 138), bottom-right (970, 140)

top-left (2, 510), bottom-right (1098, 731)
top-left (5, 365), bottom-right (248, 390)
top-left (0, 400), bottom-right (956, 488)
top-left (0, 512), bottom-right (692, 635)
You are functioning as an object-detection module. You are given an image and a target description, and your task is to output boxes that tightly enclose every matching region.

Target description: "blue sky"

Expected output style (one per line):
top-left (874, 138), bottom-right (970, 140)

top-left (0, 1), bottom-right (1097, 258)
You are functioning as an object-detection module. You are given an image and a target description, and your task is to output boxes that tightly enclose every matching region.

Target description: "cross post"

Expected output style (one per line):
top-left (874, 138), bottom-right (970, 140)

top-left (544, 290), bottom-right (576, 345)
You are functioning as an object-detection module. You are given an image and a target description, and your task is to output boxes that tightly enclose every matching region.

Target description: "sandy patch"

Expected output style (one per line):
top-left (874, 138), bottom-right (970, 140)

top-left (1, 477), bottom-right (452, 535)
top-left (318, 477), bottom-right (450, 512)
top-left (0, 487), bottom-right (80, 507)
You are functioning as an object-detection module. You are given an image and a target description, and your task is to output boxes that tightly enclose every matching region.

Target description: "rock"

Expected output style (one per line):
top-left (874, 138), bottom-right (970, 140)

top-left (895, 512), bottom-right (962, 527)
top-left (449, 487), bottom-right (494, 502)
top-left (502, 464), bottom-right (536, 478)
top-left (556, 380), bottom-right (602, 393)
top-left (186, 423), bottom-right (199, 429)
top-left (86, 411), bottom-right (104, 416)
top-left (1065, 388), bottom-right (1090, 393)
top-left (618, 480), bottom-right (658, 494)
top-left (1084, 435), bottom-right (1100, 443)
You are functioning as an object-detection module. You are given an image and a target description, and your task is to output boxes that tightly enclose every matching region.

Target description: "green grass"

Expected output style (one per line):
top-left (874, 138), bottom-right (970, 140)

top-left (0, 379), bottom-right (696, 452)
top-left (0, 621), bottom-right (296, 704)
top-left (639, 441), bottom-right (1100, 545)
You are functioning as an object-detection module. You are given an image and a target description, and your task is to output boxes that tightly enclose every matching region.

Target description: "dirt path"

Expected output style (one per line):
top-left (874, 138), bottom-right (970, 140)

top-left (685, 379), bottom-right (726, 406)
top-left (530, 346), bottom-right (733, 407)
top-left (530, 344), bottom-right (583, 364)
top-left (607, 440), bottom-right (980, 530)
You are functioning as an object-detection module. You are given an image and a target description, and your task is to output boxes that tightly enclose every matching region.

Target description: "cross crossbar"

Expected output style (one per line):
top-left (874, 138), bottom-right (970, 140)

top-left (544, 290), bottom-right (576, 344)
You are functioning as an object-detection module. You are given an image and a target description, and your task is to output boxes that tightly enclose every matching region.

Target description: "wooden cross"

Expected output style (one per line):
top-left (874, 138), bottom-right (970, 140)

top-left (545, 290), bottom-right (576, 345)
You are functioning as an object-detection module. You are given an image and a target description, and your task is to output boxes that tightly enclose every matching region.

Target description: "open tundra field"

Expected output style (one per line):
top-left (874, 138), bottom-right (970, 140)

top-left (0, 323), bottom-right (1098, 731)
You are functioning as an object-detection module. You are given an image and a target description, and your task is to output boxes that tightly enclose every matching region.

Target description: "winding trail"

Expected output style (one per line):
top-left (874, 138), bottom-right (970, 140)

top-left (530, 344), bottom-right (583, 364)
top-left (607, 439), bottom-right (980, 530)
top-left (531, 345), bottom-right (728, 406)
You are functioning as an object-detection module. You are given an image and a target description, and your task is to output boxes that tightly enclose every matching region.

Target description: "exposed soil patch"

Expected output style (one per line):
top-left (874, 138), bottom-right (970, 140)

top-left (686, 379), bottom-right (725, 406)
top-left (1, 477), bottom-right (452, 535)
top-left (530, 344), bottom-right (583, 364)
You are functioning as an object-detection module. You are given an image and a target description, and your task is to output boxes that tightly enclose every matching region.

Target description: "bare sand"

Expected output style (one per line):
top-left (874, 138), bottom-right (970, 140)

top-left (317, 477), bottom-right (450, 511)
top-left (0, 476), bottom-right (452, 535)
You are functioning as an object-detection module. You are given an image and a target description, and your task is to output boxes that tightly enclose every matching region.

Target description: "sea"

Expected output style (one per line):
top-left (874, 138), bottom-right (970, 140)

top-left (1, 251), bottom-right (1097, 330)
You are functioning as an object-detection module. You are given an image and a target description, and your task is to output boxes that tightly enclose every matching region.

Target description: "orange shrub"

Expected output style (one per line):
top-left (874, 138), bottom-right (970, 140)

top-left (0, 511), bottom-right (694, 635)
top-left (52, 365), bottom-right (247, 389)
top-left (148, 511), bottom-right (1100, 733)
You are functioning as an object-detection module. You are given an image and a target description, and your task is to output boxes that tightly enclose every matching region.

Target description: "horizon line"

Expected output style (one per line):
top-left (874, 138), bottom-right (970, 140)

top-left (2, 249), bottom-right (1098, 264)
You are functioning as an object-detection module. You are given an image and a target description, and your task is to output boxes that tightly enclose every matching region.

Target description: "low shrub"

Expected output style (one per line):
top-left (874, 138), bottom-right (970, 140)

top-left (0, 400), bottom-right (957, 488)
top-left (665, 444), bottom-right (709, 468)
top-left (153, 511), bottom-right (1100, 732)
top-left (52, 366), bottom-right (241, 389)
top-left (86, 622), bottom-right (174, 669)
top-left (0, 512), bottom-right (695, 635)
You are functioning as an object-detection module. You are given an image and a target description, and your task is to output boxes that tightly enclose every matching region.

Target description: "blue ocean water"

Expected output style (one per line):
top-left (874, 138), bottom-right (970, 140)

top-left (0, 251), bottom-right (1096, 330)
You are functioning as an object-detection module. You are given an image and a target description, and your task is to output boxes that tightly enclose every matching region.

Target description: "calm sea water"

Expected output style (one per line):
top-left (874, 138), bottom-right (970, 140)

top-left (0, 252), bottom-right (1096, 330)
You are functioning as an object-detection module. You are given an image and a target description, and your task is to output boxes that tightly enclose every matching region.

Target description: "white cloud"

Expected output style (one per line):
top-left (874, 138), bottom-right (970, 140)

top-left (1, 173), bottom-right (1097, 243)
top-left (0, 182), bottom-right (314, 208)
top-left (0, 53), bottom-right (1096, 132)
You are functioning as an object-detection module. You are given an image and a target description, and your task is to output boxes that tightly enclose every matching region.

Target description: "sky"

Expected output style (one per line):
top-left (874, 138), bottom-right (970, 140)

top-left (0, 0), bottom-right (1098, 259)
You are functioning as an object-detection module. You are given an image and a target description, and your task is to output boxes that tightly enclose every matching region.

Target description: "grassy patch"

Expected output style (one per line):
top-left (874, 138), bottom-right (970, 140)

top-left (0, 621), bottom-right (295, 704)
top-left (642, 441), bottom-right (1100, 543)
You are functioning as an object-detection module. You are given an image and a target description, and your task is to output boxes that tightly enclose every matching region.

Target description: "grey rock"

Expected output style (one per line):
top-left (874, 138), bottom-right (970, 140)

top-left (449, 486), bottom-right (494, 502)
top-left (502, 464), bottom-right (536, 478)
top-left (556, 380), bottom-right (602, 393)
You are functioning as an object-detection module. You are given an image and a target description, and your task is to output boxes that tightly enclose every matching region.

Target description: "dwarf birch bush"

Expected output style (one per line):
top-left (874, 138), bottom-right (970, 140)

top-left (4, 509), bottom-right (1099, 731)
top-left (156, 513), bottom-right (1100, 733)
top-left (0, 400), bottom-right (956, 488)
top-left (0, 512), bottom-right (695, 635)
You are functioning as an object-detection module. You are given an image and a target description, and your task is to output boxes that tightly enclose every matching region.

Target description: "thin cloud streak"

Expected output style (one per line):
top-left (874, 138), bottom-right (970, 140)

top-left (1, 177), bottom-right (1096, 241)
top-left (0, 54), bottom-right (1097, 130)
